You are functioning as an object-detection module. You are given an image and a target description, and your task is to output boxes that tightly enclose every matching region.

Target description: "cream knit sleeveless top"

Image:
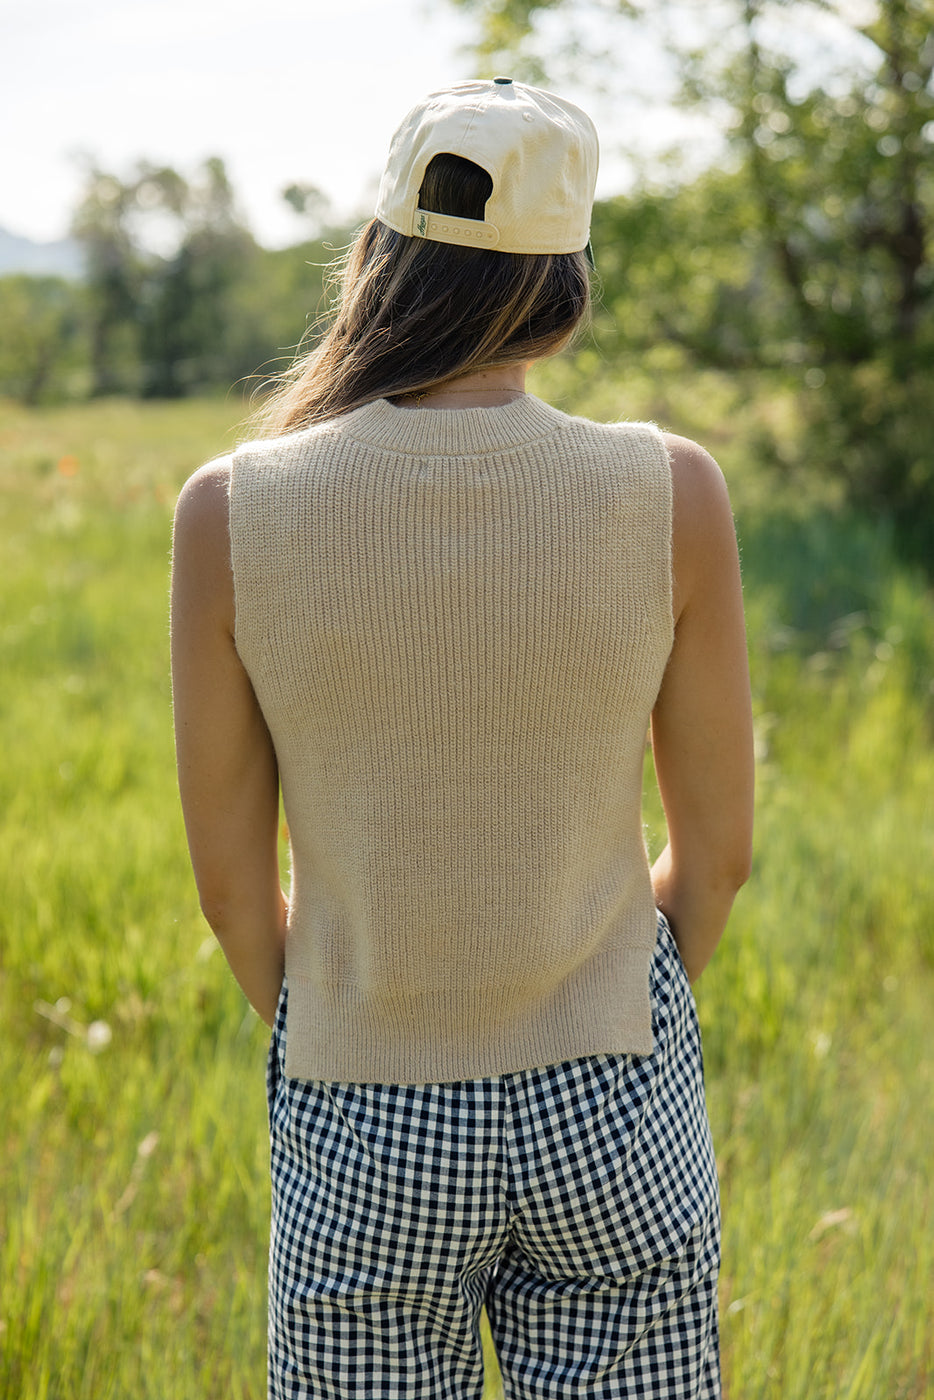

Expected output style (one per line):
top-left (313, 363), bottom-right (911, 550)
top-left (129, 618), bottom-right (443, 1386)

top-left (229, 395), bottom-right (673, 1083)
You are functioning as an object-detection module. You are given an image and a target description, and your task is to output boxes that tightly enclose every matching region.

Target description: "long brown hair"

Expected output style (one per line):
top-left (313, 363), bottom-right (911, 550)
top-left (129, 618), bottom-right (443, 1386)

top-left (251, 155), bottom-right (591, 436)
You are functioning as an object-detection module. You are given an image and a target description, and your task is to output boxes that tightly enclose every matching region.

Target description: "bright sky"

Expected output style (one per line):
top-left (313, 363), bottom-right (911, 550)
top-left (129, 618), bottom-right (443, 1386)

top-left (0, 0), bottom-right (462, 245)
top-left (1, 0), bottom-right (709, 249)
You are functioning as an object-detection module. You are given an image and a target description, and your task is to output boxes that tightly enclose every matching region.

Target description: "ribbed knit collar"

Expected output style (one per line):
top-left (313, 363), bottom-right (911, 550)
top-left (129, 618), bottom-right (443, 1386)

top-left (339, 395), bottom-right (571, 458)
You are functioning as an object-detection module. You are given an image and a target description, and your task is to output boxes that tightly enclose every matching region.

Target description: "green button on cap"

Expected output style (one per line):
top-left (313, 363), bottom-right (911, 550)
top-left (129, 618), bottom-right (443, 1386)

top-left (493, 77), bottom-right (513, 85)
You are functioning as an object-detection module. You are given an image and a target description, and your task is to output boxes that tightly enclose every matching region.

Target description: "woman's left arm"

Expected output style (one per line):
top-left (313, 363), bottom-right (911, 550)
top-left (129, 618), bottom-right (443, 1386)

top-left (170, 460), bottom-right (287, 1026)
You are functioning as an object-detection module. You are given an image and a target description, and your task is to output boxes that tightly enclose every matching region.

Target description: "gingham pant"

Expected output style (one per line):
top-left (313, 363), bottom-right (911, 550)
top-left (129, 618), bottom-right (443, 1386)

top-left (267, 915), bottom-right (720, 1398)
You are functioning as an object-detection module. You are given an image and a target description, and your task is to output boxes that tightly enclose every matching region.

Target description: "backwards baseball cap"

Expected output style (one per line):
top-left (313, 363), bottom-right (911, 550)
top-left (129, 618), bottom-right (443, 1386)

top-left (375, 78), bottom-right (599, 256)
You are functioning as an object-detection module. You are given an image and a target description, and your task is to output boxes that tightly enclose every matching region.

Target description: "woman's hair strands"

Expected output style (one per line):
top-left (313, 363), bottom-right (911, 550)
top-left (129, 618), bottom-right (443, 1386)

top-left (252, 155), bottom-right (591, 437)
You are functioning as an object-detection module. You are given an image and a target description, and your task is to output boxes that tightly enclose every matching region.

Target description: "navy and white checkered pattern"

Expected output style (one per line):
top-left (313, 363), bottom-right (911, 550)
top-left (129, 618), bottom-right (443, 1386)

top-left (266, 915), bottom-right (720, 1398)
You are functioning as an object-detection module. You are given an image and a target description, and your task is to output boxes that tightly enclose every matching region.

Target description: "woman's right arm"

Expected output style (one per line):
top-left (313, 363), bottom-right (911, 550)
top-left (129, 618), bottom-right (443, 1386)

top-left (650, 434), bottom-right (755, 982)
top-left (171, 462), bottom-right (288, 1025)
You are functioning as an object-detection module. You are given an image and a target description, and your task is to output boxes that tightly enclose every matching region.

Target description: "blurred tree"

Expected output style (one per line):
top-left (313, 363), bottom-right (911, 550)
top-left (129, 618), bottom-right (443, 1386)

top-left (138, 157), bottom-right (260, 397)
top-left (70, 157), bottom-right (263, 398)
top-left (70, 167), bottom-right (141, 395)
top-left (450, 0), bottom-right (934, 558)
top-left (282, 182), bottom-right (334, 239)
top-left (231, 235), bottom-right (339, 405)
top-left (0, 275), bottom-right (85, 403)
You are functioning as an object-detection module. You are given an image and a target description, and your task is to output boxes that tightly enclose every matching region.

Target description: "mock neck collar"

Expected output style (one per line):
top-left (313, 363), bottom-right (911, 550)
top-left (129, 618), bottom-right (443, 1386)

top-left (336, 395), bottom-right (570, 457)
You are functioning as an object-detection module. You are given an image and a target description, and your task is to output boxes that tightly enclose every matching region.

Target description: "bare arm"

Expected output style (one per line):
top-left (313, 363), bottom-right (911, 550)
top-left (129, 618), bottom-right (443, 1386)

top-left (650, 434), bottom-right (755, 982)
top-left (170, 460), bottom-right (287, 1025)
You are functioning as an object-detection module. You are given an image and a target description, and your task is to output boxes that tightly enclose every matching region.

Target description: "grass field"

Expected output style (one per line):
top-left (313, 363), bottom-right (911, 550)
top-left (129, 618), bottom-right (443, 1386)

top-left (1, 384), bottom-right (932, 1399)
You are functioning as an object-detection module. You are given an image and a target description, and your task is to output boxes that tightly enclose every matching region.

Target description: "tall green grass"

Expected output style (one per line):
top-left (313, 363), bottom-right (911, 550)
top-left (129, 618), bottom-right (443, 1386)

top-left (1, 389), bottom-right (931, 1398)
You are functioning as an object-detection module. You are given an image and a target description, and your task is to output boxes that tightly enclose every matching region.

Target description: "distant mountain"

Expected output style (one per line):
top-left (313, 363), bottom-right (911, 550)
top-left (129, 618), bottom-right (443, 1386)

top-left (0, 226), bottom-right (85, 278)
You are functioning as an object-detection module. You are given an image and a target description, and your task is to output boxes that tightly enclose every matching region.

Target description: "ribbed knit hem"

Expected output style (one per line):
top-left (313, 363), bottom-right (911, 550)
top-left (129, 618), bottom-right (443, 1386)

top-left (282, 935), bottom-right (657, 1085)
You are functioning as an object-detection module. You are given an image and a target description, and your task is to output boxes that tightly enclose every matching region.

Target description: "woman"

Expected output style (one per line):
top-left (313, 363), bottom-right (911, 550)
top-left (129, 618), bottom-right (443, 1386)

top-left (172, 79), bottom-right (753, 1400)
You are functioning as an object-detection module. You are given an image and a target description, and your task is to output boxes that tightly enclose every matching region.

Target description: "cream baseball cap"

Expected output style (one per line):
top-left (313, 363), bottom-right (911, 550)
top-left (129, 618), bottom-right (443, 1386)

top-left (375, 78), bottom-right (599, 256)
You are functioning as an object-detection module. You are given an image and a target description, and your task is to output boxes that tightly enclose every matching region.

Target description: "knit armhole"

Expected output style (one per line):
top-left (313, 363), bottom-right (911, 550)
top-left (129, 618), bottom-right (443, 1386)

top-left (659, 429), bottom-right (675, 644)
top-left (227, 446), bottom-right (255, 660)
top-left (640, 423), bottom-right (675, 648)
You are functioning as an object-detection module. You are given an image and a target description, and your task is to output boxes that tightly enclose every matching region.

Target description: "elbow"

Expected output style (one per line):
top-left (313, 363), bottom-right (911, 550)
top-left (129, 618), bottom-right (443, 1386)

top-left (194, 867), bottom-right (287, 946)
top-left (715, 833), bottom-right (753, 894)
top-left (196, 881), bottom-right (237, 939)
top-left (711, 801), bottom-right (754, 893)
top-left (688, 834), bottom-right (752, 898)
top-left (728, 841), bottom-right (753, 891)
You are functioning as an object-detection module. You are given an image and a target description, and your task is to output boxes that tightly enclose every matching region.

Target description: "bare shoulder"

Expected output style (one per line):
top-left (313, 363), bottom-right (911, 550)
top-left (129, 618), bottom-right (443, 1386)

top-left (661, 434), bottom-right (739, 618)
top-left (173, 456), bottom-right (232, 541)
top-left (171, 457), bottom-right (235, 625)
top-left (662, 432), bottom-right (730, 512)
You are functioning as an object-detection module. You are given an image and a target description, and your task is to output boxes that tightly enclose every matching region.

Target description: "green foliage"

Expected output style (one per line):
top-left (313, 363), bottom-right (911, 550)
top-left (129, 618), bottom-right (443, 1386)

top-left (590, 172), bottom-right (786, 368)
top-left (230, 235), bottom-right (342, 396)
top-left (447, 0), bottom-right (643, 83)
top-left (1, 392), bottom-right (932, 1399)
top-left (135, 161), bottom-right (258, 398)
top-left (70, 167), bottom-right (142, 396)
top-left (798, 360), bottom-right (934, 559)
top-left (0, 276), bottom-right (86, 403)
